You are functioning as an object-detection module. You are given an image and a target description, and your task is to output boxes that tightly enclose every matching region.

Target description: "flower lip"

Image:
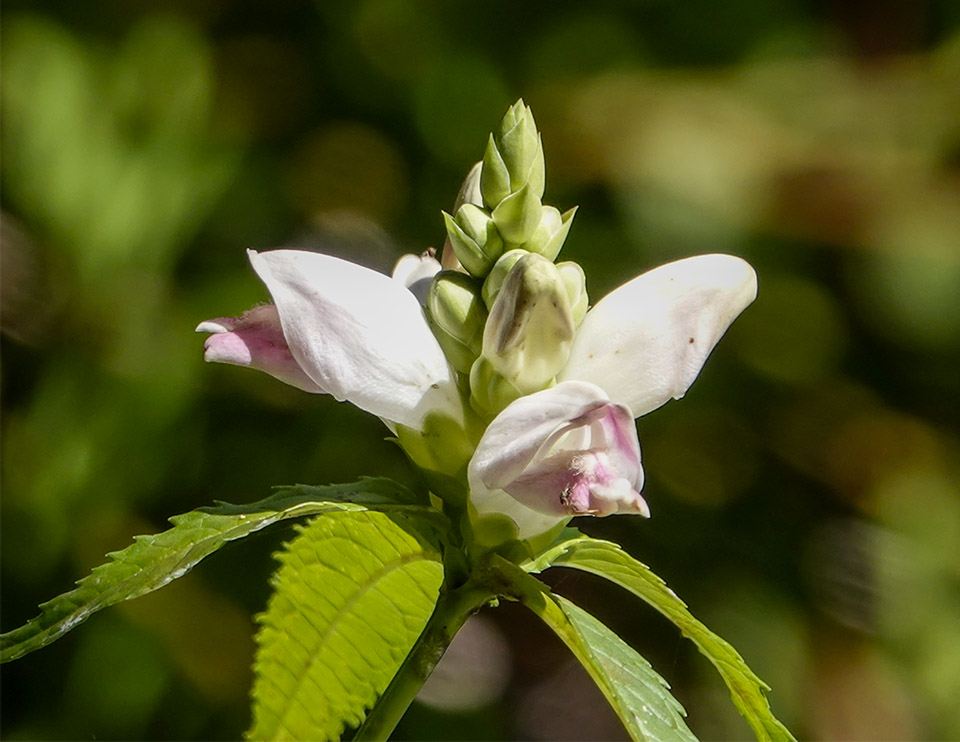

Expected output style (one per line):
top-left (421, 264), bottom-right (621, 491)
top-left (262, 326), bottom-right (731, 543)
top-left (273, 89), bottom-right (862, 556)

top-left (468, 381), bottom-right (648, 540)
top-left (196, 304), bottom-right (324, 393)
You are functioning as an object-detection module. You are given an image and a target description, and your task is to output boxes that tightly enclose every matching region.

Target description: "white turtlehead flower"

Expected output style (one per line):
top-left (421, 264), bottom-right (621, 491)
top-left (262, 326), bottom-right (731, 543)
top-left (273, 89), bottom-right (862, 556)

top-left (469, 381), bottom-right (647, 539)
top-left (469, 254), bottom-right (757, 540)
top-left (197, 249), bottom-right (460, 431)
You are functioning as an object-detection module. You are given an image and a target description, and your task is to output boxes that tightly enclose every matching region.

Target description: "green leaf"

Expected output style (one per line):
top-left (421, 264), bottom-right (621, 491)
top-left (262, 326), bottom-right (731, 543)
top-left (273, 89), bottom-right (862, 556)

top-left (507, 561), bottom-right (697, 742)
top-left (546, 536), bottom-right (796, 742)
top-left (1, 478), bottom-right (440, 663)
top-left (249, 510), bottom-right (445, 741)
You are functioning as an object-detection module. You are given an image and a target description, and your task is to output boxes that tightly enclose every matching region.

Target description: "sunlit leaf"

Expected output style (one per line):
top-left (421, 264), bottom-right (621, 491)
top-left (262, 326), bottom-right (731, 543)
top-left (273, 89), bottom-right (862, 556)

top-left (249, 510), bottom-right (444, 741)
top-left (0, 479), bottom-right (440, 663)
top-left (543, 535), bottom-right (795, 742)
top-left (508, 561), bottom-right (697, 742)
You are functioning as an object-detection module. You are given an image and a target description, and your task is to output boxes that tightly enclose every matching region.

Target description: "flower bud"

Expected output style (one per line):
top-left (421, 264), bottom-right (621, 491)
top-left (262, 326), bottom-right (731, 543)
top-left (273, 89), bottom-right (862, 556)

top-left (442, 204), bottom-right (504, 278)
top-left (524, 206), bottom-right (577, 262)
top-left (481, 249), bottom-right (527, 310)
top-left (480, 99), bottom-right (545, 209)
top-left (426, 271), bottom-right (487, 374)
top-left (469, 356), bottom-right (524, 417)
top-left (482, 253), bottom-right (575, 393)
top-left (491, 182), bottom-right (542, 244)
top-left (556, 260), bottom-right (589, 327)
top-left (455, 161), bottom-right (484, 210)
top-left (441, 162), bottom-right (483, 271)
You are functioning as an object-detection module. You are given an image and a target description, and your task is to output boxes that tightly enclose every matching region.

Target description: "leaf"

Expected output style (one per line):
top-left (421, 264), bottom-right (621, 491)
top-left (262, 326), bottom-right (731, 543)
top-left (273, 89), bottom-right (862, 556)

top-left (249, 510), bottom-right (444, 741)
top-left (546, 536), bottom-right (796, 742)
top-left (1, 478), bottom-right (441, 663)
top-left (507, 561), bottom-right (697, 742)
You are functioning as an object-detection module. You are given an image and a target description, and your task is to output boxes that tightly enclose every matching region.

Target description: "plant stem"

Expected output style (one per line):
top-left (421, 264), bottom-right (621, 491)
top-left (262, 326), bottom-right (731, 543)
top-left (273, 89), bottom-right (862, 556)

top-left (352, 580), bottom-right (495, 741)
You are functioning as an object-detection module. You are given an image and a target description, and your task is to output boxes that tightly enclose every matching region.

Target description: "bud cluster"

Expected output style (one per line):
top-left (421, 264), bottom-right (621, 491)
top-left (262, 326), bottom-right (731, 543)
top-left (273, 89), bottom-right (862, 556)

top-left (425, 100), bottom-right (589, 420)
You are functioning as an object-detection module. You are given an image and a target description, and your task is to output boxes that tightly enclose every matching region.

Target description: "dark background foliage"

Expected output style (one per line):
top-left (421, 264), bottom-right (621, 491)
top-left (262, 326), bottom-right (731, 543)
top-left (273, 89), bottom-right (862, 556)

top-left (2, 0), bottom-right (958, 739)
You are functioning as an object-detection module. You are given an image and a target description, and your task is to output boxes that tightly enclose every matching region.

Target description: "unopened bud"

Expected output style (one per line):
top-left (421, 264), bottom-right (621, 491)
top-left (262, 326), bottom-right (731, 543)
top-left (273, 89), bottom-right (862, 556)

top-left (442, 162), bottom-right (485, 271)
top-left (469, 356), bottom-right (524, 418)
top-left (481, 99), bottom-right (545, 209)
top-left (557, 261), bottom-right (589, 326)
top-left (482, 253), bottom-right (575, 393)
top-left (426, 271), bottom-right (487, 374)
top-left (491, 182), bottom-right (542, 244)
top-left (481, 249), bottom-right (527, 310)
top-left (455, 161), bottom-right (484, 210)
top-left (442, 204), bottom-right (504, 278)
top-left (525, 206), bottom-right (577, 261)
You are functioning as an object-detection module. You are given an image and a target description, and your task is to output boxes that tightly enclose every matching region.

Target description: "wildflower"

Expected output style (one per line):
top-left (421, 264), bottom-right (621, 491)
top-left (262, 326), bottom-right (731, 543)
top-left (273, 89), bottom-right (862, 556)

top-left (197, 249), bottom-right (461, 431)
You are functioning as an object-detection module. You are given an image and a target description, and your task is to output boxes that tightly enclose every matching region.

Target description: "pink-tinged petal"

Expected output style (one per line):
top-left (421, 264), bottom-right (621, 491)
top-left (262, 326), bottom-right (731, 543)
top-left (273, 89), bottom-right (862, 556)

top-left (470, 381), bottom-right (615, 490)
top-left (248, 249), bottom-right (461, 430)
top-left (561, 254), bottom-right (757, 418)
top-left (468, 380), bottom-right (648, 541)
top-left (196, 304), bottom-right (323, 393)
top-left (392, 251), bottom-right (441, 304)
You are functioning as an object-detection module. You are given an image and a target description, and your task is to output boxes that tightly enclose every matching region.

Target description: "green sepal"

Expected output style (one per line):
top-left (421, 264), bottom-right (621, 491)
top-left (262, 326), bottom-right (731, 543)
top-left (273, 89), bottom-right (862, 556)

top-left (491, 181), bottom-right (542, 244)
top-left (442, 205), bottom-right (504, 278)
top-left (394, 411), bottom-right (476, 507)
top-left (496, 100), bottom-right (545, 199)
top-left (480, 133), bottom-right (510, 208)
top-left (526, 205), bottom-right (578, 261)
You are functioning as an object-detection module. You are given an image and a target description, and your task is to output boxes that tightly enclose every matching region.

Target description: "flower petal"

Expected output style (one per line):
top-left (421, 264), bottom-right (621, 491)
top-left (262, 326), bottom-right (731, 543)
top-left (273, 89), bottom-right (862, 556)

top-left (196, 304), bottom-right (323, 393)
top-left (469, 381), bottom-right (614, 491)
top-left (468, 380), bottom-right (647, 540)
top-left (560, 254), bottom-right (757, 417)
top-left (248, 249), bottom-right (461, 429)
top-left (392, 251), bottom-right (441, 304)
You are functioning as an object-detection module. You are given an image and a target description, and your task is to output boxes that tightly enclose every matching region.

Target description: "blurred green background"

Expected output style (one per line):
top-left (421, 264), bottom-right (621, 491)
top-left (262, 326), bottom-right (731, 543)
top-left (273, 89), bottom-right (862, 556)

top-left (2, 0), bottom-right (959, 739)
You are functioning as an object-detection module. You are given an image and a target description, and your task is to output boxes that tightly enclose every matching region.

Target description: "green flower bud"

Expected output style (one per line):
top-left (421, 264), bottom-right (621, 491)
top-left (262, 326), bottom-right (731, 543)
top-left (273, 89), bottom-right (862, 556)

top-left (482, 249), bottom-right (527, 310)
top-left (480, 134), bottom-right (510, 208)
top-left (426, 271), bottom-right (488, 374)
top-left (480, 99), bottom-right (545, 209)
top-left (441, 162), bottom-right (483, 271)
top-left (525, 205), bottom-right (577, 261)
top-left (455, 161), bottom-right (484, 210)
top-left (442, 204), bottom-right (504, 278)
top-left (482, 253), bottom-right (575, 393)
top-left (556, 260), bottom-right (589, 326)
top-left (469, 356), bottom-right (524, 418)
top-left (491, 182), bottom-right (542, 244)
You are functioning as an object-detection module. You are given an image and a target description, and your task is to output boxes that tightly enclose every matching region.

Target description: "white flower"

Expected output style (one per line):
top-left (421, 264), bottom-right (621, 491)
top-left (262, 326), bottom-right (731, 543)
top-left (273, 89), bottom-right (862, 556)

top-left (469, 254), bottom-right (757, 539)
top-left (469, 381), bottom-right (647, 540)
top-left (197, 249), bottom-right (460, 431)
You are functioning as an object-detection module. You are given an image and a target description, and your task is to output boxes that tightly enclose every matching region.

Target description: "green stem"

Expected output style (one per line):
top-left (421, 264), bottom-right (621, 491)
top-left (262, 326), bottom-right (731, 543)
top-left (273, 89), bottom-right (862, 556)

top-left (353, 580), bottom-right (495, 741)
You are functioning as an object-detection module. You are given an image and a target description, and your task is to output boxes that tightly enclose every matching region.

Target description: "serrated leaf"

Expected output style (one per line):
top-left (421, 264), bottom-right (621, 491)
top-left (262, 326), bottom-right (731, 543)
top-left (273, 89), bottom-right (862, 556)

top-left (507, 561), bottom-right (697, 742)
top-left (249, 510), bottom-right (444, 741)
top-left (547, 537), bottom-right (796, 742)
top-left (1, 478), bottom-right (440, 663)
